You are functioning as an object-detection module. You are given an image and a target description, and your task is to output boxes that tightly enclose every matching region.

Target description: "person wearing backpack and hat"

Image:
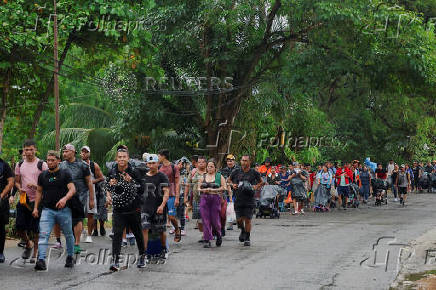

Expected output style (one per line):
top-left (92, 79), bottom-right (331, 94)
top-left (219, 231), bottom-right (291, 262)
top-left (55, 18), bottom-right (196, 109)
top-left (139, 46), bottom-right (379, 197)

top-left (13, 139), bottom-right (48, 263)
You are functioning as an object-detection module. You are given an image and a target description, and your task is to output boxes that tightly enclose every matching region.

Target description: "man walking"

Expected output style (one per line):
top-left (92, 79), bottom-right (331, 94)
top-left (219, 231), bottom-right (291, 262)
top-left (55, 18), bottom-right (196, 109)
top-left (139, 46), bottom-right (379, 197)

top-left (32, 151), bottom-right (76, 271)
top-left (158, 149), bottom-right (181, 243)
top-left (0, 156), bottom-right (14, 263)
top-left (80, 146), bottom-right (104, 240)
top-left (13, 139), bottom-right (48, 262)
top-left (230, 155), bottom-right (263, 246)
top-left (105, 147), bottom-right (146, 270)
top-left (59, 144), bottom-right (94, 254)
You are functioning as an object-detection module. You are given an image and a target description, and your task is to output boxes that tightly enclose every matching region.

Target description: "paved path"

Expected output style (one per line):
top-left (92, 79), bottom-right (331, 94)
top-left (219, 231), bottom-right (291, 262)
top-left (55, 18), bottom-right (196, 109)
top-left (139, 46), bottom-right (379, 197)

top-left (2, 193), bottom-right (436, 290)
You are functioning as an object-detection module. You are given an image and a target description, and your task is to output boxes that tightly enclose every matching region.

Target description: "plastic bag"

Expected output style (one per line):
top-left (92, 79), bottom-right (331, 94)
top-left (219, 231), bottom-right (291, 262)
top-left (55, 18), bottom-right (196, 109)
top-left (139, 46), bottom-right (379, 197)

top-left (226, 202), bottom-right (236, 223)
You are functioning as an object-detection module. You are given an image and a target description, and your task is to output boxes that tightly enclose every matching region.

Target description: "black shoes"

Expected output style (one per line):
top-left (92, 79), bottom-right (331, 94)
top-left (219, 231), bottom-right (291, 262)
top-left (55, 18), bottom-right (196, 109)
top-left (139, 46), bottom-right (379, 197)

top-left (92, 230), bottom-right (99, 237)
top-left (203, 241), bottom-right (212, 248)
top-left (65, 255), bottom-right (74, 268)
top-left (34, 259), bottom-right (47, 271)
top-left (244, 232), bottom-right (251, 246)
top-left (239, 230), bottom-right (246, 242)
top-left (216, 236), bottom-right (222, 247)
top-left (100, 225), bottom-right (106, 236)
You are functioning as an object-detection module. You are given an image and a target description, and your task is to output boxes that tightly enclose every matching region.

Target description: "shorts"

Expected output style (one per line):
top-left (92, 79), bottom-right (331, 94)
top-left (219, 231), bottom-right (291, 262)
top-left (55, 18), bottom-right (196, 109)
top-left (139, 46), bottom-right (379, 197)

top-left (234, 204), bottom-right (255, 220)
top-left (167, 196), bottom-right (177, 217)
top-left (85, 193), bottom-right (97, 215)
top-left (337, 186), bottom-right (350, 198)
top-left (141, 212), bottom-right (167, 233)
top-left (16, 203), bottom-right (39, 233)
top-left (398, 187), bottom-right (407, 195)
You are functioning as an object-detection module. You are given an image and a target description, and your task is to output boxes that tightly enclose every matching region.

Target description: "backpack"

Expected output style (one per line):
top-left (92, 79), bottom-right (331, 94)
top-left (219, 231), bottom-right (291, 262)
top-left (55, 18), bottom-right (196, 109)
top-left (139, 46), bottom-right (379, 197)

top-left (18, 159), bottom-right (44, 171)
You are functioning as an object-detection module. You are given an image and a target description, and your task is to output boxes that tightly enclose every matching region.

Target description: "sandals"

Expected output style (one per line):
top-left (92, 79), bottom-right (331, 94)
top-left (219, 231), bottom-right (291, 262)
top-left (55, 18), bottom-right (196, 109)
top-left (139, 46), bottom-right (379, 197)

top-left (174, 228), bottom-right (182, 243)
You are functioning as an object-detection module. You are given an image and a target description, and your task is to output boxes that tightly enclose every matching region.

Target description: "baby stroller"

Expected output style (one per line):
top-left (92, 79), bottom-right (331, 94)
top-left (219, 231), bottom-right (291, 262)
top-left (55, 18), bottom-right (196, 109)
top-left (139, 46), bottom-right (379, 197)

top-left (373, 179), bottom-right (387, 206)
top-left (256, 185), bottom-right (284, 219)
top-left (313, 184), bottom-right (330, 212)
top-left (348, 183), bottom-right (360, 208)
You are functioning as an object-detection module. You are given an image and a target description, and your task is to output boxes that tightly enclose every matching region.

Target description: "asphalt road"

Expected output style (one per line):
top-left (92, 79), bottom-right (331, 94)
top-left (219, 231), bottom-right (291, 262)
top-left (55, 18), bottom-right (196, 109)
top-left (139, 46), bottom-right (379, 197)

top-left (2, 193), bottom-right (436, 290)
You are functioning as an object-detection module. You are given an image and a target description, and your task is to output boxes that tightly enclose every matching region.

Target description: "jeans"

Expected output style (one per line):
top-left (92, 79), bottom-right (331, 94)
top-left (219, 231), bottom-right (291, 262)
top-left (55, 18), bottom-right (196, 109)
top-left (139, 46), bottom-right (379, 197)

top-left (360, 184), bottom-right (370, 200)
top-left (200, 194), bottom-right (221, 241)
top-left (112, 211), bottom-right (145, 257)
top-left (38, 207), bottom-right (74, 260)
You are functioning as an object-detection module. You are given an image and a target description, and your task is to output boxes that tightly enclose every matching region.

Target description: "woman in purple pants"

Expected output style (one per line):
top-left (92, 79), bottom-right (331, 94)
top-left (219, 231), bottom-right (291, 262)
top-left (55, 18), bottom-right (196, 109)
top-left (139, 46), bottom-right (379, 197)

top-left (198, 160), bottom-right (227, 248)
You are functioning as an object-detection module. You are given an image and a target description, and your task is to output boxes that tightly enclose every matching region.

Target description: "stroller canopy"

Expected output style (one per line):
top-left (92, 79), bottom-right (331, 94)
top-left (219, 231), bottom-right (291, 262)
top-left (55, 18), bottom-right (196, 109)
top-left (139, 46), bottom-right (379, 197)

top-left (260, 185), bottom-right (286, 206)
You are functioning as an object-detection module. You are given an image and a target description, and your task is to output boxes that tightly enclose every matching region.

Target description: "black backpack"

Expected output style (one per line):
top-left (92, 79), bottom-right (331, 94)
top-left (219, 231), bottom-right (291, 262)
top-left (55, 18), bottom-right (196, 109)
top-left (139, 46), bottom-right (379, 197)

top-left (18, 159), bottom-right (44, 171)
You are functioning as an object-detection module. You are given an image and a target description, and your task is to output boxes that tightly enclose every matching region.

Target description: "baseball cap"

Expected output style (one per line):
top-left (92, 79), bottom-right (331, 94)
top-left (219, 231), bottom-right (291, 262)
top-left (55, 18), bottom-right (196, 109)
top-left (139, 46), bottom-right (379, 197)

top-left (400, 164), bottom-right (405, 168)
top-left (226, 154), bottom-right (235, 160)
top-left (63, 144), bottom-right (76, 152)
top-left (145, 154), bottom-right (159, 163)
top-left (142, 152), bottom-right (149, 161)
top-left (81, 146), bottom-right (91, 153)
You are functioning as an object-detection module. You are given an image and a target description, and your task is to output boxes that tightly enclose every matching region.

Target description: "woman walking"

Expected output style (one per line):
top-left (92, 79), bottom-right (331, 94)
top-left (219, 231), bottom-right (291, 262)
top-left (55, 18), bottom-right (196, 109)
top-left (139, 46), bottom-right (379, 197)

top-left (197, 159), bottom-right (227, 248)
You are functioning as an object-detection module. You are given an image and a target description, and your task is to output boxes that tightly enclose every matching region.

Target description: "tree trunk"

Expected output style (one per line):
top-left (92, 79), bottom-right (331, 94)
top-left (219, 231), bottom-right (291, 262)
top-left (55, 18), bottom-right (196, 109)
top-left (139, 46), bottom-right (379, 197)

top-left (0, 68), bottom-right (11, 152)
top-left (28, 31), bottom-right (75, 139)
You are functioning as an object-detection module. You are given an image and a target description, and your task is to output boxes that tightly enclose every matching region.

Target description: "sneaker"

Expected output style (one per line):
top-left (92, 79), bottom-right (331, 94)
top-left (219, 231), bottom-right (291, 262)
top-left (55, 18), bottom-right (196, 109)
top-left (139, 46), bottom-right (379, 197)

top-left (126, 232), bottom-right (134, 239)
top-left (300, 209), bottom-right (305, 214)
top-left (137, 254), bottom-right (146, 268)
top-left (145, 254), bottom-right (152, 264)
top-left (181, 230), bottom-right (186, 236)
top-left (109, 258), bottom-right (120, 272)
top-left (169, 228), bottom-right (175, 235)
top-left (51, 241), bottom-right (63, 249)
top-left (244, 240), bottom-right (251, 247)
top-left (29, 257), bottom-right (36, 264)
top-left (34, 259), bottom-right (47, 271)
top-left (74, 245), bottom-right (82, 254)
top-left (394, 198), bottom-right (398, 202)
top-left (160, 248), bottom-right (169, 261)
top-left (216, 236), bottom-right (222, 247)
top-left (22, 245), bottom-right (33, 259)
top-left (122, 240), bottom-right (128, 247)
top-left (0, 253), bottom-right (5, 263)
top-left (85, 236), bottom-right (93, 243)
top-left (203, 241), bottom-right (212, 248)
top-left (65, 255), bottom-right (74, 268)
top-left (239, 230), bottom-right (246, 242)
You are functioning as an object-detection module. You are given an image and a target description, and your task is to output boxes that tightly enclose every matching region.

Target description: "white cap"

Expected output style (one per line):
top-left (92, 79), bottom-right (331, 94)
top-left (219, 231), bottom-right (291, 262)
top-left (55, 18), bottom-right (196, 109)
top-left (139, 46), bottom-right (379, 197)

top-left (81, 146), bottom-right (91, 153)
top-left (145, 154), bottom-right (159, 163)
top-left (142, 152), bottom-right (149, 161)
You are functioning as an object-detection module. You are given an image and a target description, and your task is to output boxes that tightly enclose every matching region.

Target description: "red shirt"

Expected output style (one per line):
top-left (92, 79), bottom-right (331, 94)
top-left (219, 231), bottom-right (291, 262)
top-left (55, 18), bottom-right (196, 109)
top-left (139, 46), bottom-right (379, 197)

top-left (335, 167), bottom-right (353, 185)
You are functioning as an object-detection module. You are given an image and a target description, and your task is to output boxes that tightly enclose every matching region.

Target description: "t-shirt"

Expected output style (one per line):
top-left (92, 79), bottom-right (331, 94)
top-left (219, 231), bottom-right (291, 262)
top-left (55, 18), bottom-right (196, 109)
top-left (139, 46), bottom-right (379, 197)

top-left (0, 160), bottom-right (14, 194)
top-left (230, 168), bottom-right (262, 206)
top-left (15, 158), bottom-right (48, 201)
top-left (398, 172), bottom-right (409, 188)
top-left (142, 172), bottom-right (169, 215)
top-left (38, 168), bottom-right (73, 210)
top-left (319, 171), bottom-right (332, 187)
top-left (278, 172), bottom-right (290, 191)
top-left (375, 168), bottom-right (387, 180)
top-left (159, 163), bottom-right (180, 197)
top-left (60, 159), bottom-right (90, 204)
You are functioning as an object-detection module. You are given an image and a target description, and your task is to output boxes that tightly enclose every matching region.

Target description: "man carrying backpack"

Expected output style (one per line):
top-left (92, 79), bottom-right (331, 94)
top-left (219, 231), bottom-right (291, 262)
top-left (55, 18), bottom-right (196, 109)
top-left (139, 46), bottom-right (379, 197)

top-left (13, 139), bottom-right (48, 263)
top-left (80, 146), bottom-right (105, 240)
top-left (0, 156), bottom-right (15, 263)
